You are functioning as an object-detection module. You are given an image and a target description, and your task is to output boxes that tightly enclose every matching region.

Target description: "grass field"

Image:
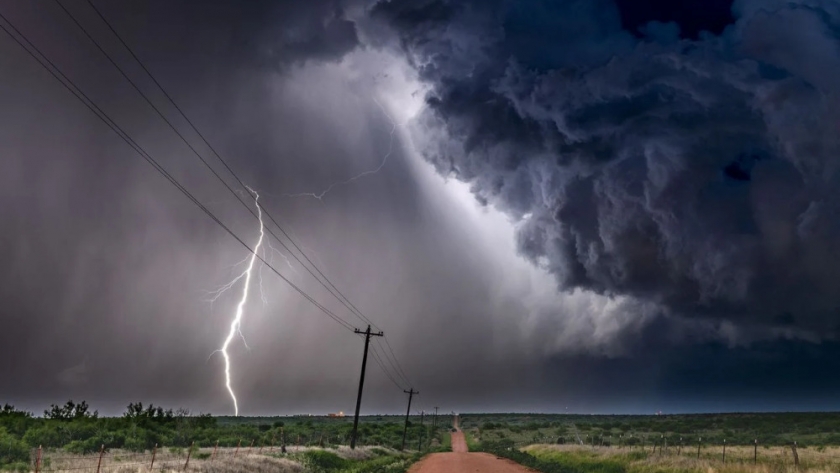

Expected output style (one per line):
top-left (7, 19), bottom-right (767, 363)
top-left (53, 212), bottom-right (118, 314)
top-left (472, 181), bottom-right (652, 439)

top-left (18, 446), bottom-right (419, 473)
top-left (515, 444), bottom-right (840, 473)
top-left (460, 413), bottom-right (840, 447)
top-left (464, 414), bottom-right (840, 473)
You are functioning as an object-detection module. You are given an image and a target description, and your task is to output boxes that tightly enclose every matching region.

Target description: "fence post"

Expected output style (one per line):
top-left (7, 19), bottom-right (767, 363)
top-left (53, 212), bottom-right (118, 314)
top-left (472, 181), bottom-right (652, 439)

top-left (34, 445), bottom-right (42, 473)
top-left (211, 440), bottom-right (218, 461)
top-left (183, 441), bottom-right (194, 472)
top-left (281, 427), bottom-right (287, 454)
top-left (697, 437), bottom-right (702, 459)
top-left (234, 439), bottom-right (241, 457)
top-left (150, 443), bottom-right (158, 469)
top-left (754, 439), bottom-right (757, 465)
top-left (96, 444), bottom-right (105, 473)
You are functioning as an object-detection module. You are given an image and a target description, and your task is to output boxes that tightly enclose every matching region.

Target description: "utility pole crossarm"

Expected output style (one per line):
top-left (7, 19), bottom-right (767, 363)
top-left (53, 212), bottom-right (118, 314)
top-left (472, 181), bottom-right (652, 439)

top-left (350, 325), bottom-right (384, 450)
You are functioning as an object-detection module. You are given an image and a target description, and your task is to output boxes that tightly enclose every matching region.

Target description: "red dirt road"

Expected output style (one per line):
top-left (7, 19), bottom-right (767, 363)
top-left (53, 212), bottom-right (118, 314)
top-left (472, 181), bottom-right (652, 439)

top-left (451, 430), bottom-right (468, 453)
top-left (409, 429), bottom-right (533, 473)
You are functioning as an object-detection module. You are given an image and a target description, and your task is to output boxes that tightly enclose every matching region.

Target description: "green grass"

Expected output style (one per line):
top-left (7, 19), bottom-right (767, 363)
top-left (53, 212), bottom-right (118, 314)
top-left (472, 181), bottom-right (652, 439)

top-left (465, 429), bottom-right (480, 451)
top-left (299, 449), bottom-right (423, 473)
top-left (440, 431), bottom-right (452, 451)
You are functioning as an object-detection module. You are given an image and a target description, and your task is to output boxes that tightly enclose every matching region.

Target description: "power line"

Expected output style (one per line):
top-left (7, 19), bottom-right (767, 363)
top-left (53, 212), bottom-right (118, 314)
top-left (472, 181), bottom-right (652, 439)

top-left (69, 0), bottom-right (382, 332)
top-left (378, 337), bottom-right (413, 387)
top-left (373, 338), bottom-right (412, 388)
top-left (369, 343), bottom-right (407, 391)
top-left (73, 0), bottom-right (417, 388)
top-left (0, 10), bottom-right (357, 333)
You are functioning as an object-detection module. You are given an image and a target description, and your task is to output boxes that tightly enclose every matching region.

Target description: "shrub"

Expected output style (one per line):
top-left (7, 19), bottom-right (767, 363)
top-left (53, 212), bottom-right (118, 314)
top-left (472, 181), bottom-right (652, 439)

top-left (0, 462), bottom-right (28, 473)
top-left (0, 428), bottom-right (29, 466)
top-left (303, 450), bottom-right (349, 471)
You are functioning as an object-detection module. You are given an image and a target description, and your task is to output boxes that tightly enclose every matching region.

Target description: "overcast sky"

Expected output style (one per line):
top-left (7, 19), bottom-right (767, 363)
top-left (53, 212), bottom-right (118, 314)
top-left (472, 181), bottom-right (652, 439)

top-left (2, 0), bottom-right (840, 417)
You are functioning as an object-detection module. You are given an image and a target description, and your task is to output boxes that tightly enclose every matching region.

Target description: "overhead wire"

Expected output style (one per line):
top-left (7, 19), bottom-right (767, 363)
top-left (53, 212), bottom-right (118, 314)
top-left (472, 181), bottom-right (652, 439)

top-left (0, 10), bottom-right (357, 333)
top-left (6, 0), bottom-right (416, 392)
top-left (369, 344), bottom-right (407, 391)
top-left (379, 337), bottom-right (413, 387)
top-left (373, 338), bottom-right (412, 388)
top-left (64, 0), bottom-right (381, 332)
top-left (72, 0), bottom-right (416, 388)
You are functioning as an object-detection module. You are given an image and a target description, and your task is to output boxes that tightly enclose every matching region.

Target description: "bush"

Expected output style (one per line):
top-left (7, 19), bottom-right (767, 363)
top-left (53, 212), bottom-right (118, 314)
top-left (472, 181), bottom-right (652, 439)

top-left (0, 428), bottom-right (29, 466)
top-left (303, 450), bottom-right (349, 471)
top-left (123, 436), bottom-right (147, 453)
top-left (64, 439), bottom-right (101, 455)
top-left (0, 462), bottom-right (28, 473)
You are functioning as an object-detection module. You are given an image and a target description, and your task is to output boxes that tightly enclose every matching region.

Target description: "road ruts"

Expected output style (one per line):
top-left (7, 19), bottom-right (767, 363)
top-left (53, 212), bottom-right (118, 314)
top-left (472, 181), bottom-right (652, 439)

top-left (409, 426), bottom-right (533, 473)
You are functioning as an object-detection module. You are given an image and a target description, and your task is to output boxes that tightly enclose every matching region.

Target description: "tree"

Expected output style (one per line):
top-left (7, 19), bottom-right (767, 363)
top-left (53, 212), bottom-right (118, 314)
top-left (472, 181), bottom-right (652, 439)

top-left (44, 400), bottom-right (98, 420)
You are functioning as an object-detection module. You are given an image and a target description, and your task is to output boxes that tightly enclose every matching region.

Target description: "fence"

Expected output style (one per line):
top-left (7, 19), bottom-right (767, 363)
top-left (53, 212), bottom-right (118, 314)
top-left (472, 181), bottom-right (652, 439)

top-left (27, 435), bottom-right (387, 473)
top-left (494, 435), bottom-right (840, 471)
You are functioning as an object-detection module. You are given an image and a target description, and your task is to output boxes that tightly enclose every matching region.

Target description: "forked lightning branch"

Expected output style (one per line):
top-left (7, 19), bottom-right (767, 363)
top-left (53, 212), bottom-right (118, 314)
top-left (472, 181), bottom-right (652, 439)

top-left (206, 186), bottom-right (266, 416)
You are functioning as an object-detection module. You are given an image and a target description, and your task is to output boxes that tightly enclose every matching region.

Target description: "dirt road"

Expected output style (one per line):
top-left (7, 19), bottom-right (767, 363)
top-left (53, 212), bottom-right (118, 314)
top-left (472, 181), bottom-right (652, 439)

top-left (409, 429), bottom-right (532, 473)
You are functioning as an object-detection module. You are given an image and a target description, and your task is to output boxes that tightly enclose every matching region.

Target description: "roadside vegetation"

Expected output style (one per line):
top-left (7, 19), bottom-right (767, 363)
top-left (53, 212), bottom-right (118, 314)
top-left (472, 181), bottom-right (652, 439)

top-left (0, 402), bottom-right (448, 471)
top-left (477, 443), bottom-right (840, 473)
top-left (461, 412), bottom-right (840, 447)
top-left (465, 414), bottom-right (840, 473)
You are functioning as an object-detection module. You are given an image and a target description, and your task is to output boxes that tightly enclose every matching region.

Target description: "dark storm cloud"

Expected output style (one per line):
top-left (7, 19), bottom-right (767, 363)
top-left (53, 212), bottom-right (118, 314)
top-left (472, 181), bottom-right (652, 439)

top-left (6, 0), bottom-right (840, 417)
top-left (369, 0), bottom-right (840, 341)
top-left (243, 0), bottom-right (362, 69)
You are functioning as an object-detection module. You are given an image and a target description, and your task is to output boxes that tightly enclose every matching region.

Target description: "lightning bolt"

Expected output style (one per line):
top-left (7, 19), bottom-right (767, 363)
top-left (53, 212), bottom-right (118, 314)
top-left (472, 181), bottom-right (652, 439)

top-left (208, 186), bottom-right (266, 416)
top-left (283, 98), bottom-right (397, 200)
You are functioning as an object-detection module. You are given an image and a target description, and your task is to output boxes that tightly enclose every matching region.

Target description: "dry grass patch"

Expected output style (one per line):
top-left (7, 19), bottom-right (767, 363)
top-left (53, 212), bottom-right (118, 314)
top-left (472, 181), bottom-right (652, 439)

top-left (524, 444), bottom-right (840, 473)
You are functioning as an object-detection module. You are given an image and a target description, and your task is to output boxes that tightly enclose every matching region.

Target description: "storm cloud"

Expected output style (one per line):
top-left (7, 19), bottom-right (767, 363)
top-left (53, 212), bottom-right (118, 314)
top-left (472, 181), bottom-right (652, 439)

top-left (369, 0), bottom-right (840, 341)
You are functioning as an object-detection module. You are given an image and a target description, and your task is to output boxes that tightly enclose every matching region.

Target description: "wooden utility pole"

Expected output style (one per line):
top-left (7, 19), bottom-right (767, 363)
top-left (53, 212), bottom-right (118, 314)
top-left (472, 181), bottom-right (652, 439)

top-left (401, 389), bottom-right (419, 450)
top-left (433, 407), bottom-right (439, 430)
top-left (350, 325), bottom-right (383, 449)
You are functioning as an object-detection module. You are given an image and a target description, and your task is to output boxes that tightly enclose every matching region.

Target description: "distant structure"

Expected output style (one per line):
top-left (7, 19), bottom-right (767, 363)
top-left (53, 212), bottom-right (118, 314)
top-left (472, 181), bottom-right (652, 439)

top-left (328, 411), bottom-right (345, 418)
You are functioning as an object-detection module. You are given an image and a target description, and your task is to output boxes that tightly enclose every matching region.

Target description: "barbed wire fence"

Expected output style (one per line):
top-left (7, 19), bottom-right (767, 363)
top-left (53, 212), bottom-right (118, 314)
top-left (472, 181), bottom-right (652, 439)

top-left (488, 434), bottom-right (840, 471)
top-left (25, 432), bottom-right (398, 473)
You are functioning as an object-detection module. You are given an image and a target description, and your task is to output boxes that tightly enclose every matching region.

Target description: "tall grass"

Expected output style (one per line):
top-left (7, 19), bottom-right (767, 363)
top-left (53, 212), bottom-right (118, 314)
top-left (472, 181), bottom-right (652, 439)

top-left (517, 445), bottom-right (840, 473)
